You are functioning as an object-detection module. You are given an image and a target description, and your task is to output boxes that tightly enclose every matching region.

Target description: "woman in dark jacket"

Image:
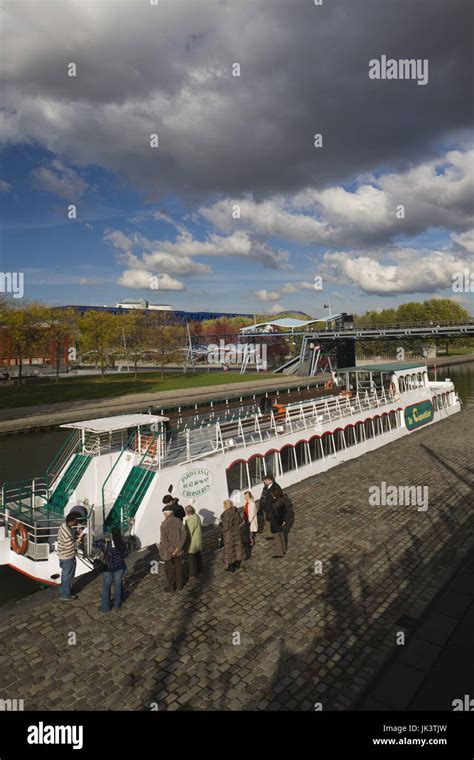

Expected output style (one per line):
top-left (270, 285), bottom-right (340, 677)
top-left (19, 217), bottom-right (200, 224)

top-left (93, 528), bottom-right (129, 613)
top-left (269, 490), bottom-right (287, 558)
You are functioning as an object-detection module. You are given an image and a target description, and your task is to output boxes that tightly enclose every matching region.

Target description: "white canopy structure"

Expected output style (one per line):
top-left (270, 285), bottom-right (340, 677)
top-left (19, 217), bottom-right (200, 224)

top-left (61, 414), bottom-right (169, 433)
top-left (240, 315), bottom-right (342, 334)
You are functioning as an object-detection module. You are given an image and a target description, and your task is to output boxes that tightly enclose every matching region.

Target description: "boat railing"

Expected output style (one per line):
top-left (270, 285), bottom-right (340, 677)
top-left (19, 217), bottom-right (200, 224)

top-left (163, 387), bottom-right (401, 467)
top-left (0, 508), bottom-right (61, 561)
top-left (1, 477), bottom-right (50, 520)
top-left (101, 429), bottom-right (141, 518)
top-left (46, 429), bottom-right (82, 488)
top-left (0, 505), bottom-right (95, 564)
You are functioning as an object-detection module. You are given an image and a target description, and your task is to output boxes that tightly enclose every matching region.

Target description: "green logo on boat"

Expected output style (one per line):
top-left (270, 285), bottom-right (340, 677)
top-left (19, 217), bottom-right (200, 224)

top-left (178, 468), bottom-right (214, 499)
top-left (404, 400), bottom-right (434, 431)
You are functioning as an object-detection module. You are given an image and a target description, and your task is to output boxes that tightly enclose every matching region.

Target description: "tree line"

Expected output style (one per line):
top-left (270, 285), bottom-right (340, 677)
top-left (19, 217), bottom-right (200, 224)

top-left (0, 301), bottom-right (186, 382)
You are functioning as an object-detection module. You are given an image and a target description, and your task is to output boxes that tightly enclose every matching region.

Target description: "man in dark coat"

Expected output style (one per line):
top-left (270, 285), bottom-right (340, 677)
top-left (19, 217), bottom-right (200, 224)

top-left (259, 474), bottom-right (283, 537)
top-left (162, 494), bottom-right (186, 521)
top-left (269, 490), bottom-right (288, 558)
top-left (159, 506), bottom-right (187, 592)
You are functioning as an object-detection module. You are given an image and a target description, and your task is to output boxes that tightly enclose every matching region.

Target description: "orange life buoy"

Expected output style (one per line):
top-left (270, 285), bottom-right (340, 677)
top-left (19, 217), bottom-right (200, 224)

top-left (11, 522), bottom-right (28, 555)
top-left (325, 379), bottom-right (333, 389)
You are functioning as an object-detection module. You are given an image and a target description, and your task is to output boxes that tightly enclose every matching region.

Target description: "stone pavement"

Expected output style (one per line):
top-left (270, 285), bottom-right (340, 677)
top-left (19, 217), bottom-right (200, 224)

top-left (0, 408), bottom-right (472, 711)
top-left (359, 545), bottom-right (474, 711)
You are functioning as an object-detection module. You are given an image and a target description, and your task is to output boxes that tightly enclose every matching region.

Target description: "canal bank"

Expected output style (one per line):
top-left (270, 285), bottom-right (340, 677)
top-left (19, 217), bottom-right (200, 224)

top-left (1, 353), bottom-right (473, 437)
top-left (0, 405), bottom-right (472, 710)
top-left (0, 373), bottom-right (329, 436)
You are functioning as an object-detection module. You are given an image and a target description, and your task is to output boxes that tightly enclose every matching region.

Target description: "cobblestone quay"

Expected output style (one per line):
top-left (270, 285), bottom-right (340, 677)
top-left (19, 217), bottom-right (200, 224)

top-left (0, 408), bottom-right (472, 711)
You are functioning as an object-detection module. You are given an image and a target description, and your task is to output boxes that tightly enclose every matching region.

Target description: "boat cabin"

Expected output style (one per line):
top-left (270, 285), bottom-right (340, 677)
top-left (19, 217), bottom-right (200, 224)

top-left (335, 362), bottom-right (429, 395)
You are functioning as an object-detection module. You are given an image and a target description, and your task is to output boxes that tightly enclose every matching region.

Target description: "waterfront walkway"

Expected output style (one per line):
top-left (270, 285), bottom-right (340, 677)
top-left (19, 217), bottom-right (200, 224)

top-left (0, 407), bottom-right (472, 710)
top-left (0, 374), bottom-right (324, 435)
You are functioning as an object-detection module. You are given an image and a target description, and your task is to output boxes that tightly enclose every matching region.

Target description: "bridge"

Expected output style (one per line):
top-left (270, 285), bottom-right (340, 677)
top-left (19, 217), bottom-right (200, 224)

top-left (192, 321), bottom-right (474, 376)
top-left (299, 321), bottom-right (474, 341)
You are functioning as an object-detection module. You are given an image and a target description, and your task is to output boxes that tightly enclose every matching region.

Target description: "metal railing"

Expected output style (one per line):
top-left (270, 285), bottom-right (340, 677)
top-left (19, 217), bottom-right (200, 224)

top-left (0, 504), bottom-right (95, 565)
top-left (161, 386), bottom-right (412, 467)
top-left (46, 429), bottom-right (82, 488)
top-left (1, 477), bottom-right (50, 520)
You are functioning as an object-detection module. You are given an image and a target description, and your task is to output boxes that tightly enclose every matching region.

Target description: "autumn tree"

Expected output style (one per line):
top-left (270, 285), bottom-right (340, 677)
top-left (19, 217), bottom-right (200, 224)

top-left (120, 310), bottom-right (149, 380)
top-left (146, 311), bottom-right (186, 379)
top-left (79, 310), bottom-right (120, 380)
top-left (43, 307), bottom-right (80, 382)
top-left (3, 302), bottom-right (50, 383)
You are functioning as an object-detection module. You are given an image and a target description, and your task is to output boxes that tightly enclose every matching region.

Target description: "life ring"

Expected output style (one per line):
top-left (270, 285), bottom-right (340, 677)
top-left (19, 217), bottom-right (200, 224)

top-left (325, 379), bottom-right (333, 389)
top-left (11, 522), bottom-right (28, 555)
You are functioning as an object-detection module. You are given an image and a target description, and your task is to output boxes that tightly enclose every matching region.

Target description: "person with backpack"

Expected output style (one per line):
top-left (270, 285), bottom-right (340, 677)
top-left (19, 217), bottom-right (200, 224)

top-left (162, 494), bottom-right (186, 521)
top-left (92, 528), bottom-right (128, 613)
top-left (269, 488), bottom-right (288, 558)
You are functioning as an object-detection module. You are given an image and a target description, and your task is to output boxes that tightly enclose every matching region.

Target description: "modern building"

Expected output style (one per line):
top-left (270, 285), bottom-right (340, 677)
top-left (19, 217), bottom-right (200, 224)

top-left (62, 305), bottom-right (251, 323)
top-left (115, 299), bottom-right (173, 311)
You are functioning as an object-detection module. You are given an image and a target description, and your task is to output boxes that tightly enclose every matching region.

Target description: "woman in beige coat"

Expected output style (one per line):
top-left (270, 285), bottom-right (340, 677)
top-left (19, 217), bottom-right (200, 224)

top-left (243, 491), bottom-right (258, 546)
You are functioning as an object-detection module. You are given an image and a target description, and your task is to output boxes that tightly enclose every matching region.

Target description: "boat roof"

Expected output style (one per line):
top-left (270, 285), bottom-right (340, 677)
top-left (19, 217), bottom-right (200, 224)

top-left (338, 362), bottom-right (427, 373)
top-left (61, 414), bottom-right (169, 433)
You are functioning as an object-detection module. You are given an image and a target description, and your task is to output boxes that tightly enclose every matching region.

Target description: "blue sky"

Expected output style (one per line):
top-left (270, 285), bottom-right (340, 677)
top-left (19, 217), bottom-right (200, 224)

top-left (0, 0), bottom-right (473, 316)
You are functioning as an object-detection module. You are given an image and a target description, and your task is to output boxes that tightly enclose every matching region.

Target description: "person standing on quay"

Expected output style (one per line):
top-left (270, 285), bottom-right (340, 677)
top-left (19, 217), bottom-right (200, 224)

top-left (162, 493), bottom-right (186, 521)
top-left (57, 513), bottom-right (84, 601)
top-left (220, 499), bottom-right (243, 572)
top-left (243, 490), bottom-right (258, 546)
top-left (159, 506), bottom-right (187, 592)
top-left (93, 527), bottom-right (128, 614)
top-left (269, 489), bottom-right (288, 558)
top-left (185, 506), bottom-right (203, 579)
top-left (259, 474), bottom-right (282, 538)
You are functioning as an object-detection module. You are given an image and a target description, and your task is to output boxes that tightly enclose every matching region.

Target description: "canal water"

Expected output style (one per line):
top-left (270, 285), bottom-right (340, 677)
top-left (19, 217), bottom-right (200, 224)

top-left (1, 361), bottom-right (473, 606)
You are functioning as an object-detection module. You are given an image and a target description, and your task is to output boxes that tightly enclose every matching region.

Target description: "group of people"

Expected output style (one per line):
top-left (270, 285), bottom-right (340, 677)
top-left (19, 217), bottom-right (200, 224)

top-left (56, 473), bottom-right (289, 610)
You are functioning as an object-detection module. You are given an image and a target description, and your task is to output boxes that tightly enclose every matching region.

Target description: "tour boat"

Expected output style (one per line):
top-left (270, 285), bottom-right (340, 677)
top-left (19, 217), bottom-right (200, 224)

top-left (0, 362), bottom-right (461, 585)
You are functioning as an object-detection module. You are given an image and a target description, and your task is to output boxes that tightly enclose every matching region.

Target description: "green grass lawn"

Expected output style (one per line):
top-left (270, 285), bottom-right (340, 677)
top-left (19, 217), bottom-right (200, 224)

top-left (0, 371), bottom-right (270, 410)
top-left (436, 347), bottom-right (474, 356)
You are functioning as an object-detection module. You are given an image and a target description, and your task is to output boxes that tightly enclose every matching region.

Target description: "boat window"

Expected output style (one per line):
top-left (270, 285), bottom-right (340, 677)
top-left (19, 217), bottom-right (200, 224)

top-left (382, 414), bottom-right (391, 433)
top-left (364, 418), bottom-right (374, 439)
top-left (280, 445), bottom-right (297, 473)
top-left (399, 376), bottom-right (405, 393)
top-left (334, 429), bottom-right (345, 451)
top-left (322, 432), bottom-right (334, 456)
top-left (355, 421), bottom-right (365, 443)
top-left (373, 416), bottom-right (383, 436)
top-left (389, 410), bottom-right (398, 428)
top-left (248, 455), bottom-right (265, 487)
top-left (345, 425), bottom-right (356, 447)
top-left (226, 461), bottom-right (249, 495)
top-left (265, 450), bottom-right (279, 478)
top-left (310, 436), bottom-right (323, 460)
top-left (295, 441), bottom-right (310, 468)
